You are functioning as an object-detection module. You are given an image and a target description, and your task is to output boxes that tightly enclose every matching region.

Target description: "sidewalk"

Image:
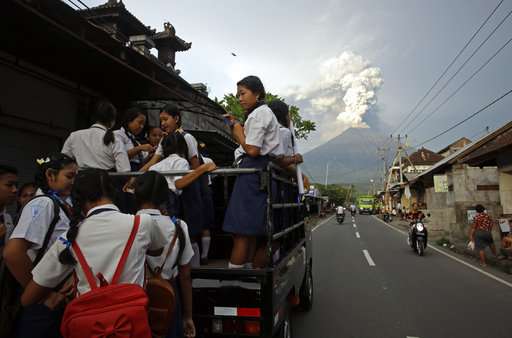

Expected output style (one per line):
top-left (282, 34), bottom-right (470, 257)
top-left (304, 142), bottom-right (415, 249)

top-left (377, 215), bottom-right (512, 275)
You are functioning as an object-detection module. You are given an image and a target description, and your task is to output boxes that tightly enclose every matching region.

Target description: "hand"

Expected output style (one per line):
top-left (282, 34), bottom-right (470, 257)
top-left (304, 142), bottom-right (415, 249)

top-left (0, 223), bottom-right (5, 239)
top-left (232, 123), bottom-right (244, 143)
top-left (123, 177), bottom-right (136, 192)
top-left (43, 291), bottom-right (66, 310)
top-left (183, 317), bottom-right (196, 338)
top-left (203, 162), bottom-right (217, 173)
top-left (293, 154), bottom-right (303, 164)
top-left (138, 144), bottom-right (155, 153)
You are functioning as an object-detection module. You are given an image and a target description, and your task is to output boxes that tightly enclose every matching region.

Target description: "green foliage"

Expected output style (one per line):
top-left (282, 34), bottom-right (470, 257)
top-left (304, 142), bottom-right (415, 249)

top-left (216, 93), bottom-right (316, 140)
top-left (317, 184), bottom-right (353, 205)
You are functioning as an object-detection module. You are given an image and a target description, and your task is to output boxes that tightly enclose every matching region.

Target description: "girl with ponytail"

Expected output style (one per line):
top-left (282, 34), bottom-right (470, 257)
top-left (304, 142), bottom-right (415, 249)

top-left (61, 99), bottom-right (131, 173)
top-left (4, 153), bottom-right (77, 338)
top-left (21, 169), bottom-right (167, 309)
top-left (135, 171), bottom-right (196, 338)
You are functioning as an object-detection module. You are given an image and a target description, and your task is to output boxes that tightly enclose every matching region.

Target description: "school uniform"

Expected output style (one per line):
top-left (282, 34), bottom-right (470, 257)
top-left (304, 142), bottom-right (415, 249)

top-left (31, 205), bottom-right (167, 295)
top-left (11, 189), bottom-right (71, 338)
top-left (0, 208), bottom-right (14, 246)
top-left (199, 156), bottom-right (215, 229)
top-left (223, 104), bottom-right (282, 236)
top-left (276, 126), bottom-right (296, 232)
top-left (155, 131), bottom-right (205, 239)
top-left (114, 127), bottom-right (147, 171)
top-left (278, 126), bottom-right (294, 157)
top-left (62, 123), bottom-right (130, 172)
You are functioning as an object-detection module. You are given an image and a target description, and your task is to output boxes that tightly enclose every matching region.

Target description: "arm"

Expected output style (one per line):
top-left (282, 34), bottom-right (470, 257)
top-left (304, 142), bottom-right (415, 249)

top-left (3, 238), bottom-right (34, 287)
top-left (127, 144), bottom-right (155, 159)
top-left (232, 123), bottom-right (261, 157)
top-left (175, 162), bottom-right (217, 190)
top-left (21, 280), bottom-right (53, 306)
top-left (113, 139), bottom-right (131, 172)
top-left (189, 156), bottom-right (200, 170)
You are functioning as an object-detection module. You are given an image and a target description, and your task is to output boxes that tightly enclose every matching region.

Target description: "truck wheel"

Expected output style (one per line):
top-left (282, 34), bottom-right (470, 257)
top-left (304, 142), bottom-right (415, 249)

top-left (277, 311), bottom-right (292, 338)
top-left (299, 261), bottom-right (313, 311)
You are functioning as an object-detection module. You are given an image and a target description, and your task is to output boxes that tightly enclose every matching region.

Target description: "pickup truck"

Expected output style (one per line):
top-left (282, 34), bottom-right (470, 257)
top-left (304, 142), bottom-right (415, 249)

top-left (191, 164), bottom-right (313, 338)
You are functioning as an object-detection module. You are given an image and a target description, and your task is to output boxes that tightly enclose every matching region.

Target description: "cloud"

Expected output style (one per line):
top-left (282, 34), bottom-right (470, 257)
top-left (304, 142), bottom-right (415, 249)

top-left (286, 51), bottom-right (383, 150)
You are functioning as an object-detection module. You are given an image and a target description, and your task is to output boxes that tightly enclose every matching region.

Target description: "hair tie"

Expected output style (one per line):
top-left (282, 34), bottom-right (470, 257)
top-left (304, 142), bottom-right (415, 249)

top-left (36, 157), bottom-right (51, 165)
top-left (58, 236), bottom-right (72, 249)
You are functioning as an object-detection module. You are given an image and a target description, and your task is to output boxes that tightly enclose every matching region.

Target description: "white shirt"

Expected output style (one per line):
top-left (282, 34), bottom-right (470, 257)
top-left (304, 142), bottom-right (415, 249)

top-left (336, 206), bottom-right (344, 214)
top-left (149, 154), bottom-right (190, 194)
top-left (202, 156), bottom-right (214, 185)
top-left (156, 132), bottom-right (199, 161)
top-left (138, 209), bottom-right (194, 280)
top-left (114, 127), bottom-right (146, 164)
top-left (10, 190), bottom-right (70, 261)
top-left (62, 123), bottom-right (131, 172)
top-left (278, 127), bottom-right (294, 156)
top-left (234, 104), bottom-right (282, 160)
top-left (32, 205), bottom-right (167, 295)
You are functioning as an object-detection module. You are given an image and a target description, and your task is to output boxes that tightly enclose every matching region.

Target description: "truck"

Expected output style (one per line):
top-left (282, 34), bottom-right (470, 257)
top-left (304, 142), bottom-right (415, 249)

top-left (189, 163), bottom-right (313, 338)
top-left (357, 195), bottom-right (376, 215)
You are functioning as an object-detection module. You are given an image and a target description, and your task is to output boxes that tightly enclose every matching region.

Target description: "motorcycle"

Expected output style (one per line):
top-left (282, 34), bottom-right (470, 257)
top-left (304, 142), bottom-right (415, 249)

top-left (383, 212), bottom-right (392, 223)
top-left (336, 212), bottom-right (345, 224)
top-left (408, 218), bottom-right (428, 256)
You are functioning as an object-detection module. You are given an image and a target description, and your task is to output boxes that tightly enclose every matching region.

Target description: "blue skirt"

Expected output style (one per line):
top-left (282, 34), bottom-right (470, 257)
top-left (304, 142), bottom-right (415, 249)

top-left (181, 180), bottom-right (204, 239)
top-left (223, 156), bottom-right (269, 236)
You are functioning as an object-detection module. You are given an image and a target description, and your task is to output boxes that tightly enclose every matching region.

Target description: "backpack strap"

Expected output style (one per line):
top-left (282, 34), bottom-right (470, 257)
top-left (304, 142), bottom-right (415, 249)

top-left (155, 226), bottom-right (179, 274)
top-left (71, 240), bottom-right (98, 290)
top-left (112, 215), bottom-right (140, 285)
top-left (171, 219), bottom-right (185, 271)
top-left (33, 196), bottom-right (61, 265)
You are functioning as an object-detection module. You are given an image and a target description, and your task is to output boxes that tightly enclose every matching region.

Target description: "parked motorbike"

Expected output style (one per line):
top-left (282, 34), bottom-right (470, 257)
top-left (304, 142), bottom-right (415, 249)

top-left (409, 218), bottom-right (428, 256)
top-left (383, 213), bottom-right (392, 222)
top-left (336, 212), bottom-right (345, 224)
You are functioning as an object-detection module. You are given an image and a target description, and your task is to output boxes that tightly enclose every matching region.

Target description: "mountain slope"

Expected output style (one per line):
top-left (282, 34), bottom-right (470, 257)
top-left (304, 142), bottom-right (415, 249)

top-left (303, 128), bottom-right (391, 185)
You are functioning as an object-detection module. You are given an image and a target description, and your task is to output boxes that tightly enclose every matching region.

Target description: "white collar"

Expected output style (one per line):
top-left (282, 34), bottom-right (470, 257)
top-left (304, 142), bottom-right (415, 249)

top-left (86, 204), bottom-right (119, 216)
top-left (91, 123), bottom-right (107, 131)
top-left (136, 209), bottom-right (162, 216)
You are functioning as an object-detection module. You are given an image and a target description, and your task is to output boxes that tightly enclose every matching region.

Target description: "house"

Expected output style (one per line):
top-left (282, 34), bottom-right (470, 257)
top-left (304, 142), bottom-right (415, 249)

top-left (409, 135), bottom-right (500, 240)
top-left (0, 0), bottom-right (236, 184)
top-left (437, 137), bottom-right (472, 158)
top-left (461, 120), bottom-right (512, 217)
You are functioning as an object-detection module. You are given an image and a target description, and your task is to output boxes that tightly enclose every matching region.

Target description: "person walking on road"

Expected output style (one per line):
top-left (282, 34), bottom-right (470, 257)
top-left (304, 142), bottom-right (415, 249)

top-left (469, 204), bottom-right (498, 267)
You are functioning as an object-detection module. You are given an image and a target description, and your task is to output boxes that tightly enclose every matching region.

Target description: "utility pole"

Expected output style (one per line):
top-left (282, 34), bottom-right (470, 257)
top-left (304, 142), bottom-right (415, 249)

top-left (377, 145), bottom-right (389, 191)
top-left (324, 162), bottom-right (329, 188)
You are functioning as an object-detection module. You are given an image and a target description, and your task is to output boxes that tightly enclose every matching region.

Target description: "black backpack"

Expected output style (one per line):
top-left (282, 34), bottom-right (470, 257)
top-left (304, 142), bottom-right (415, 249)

top-left (0, 195), bottom-right (61, 337)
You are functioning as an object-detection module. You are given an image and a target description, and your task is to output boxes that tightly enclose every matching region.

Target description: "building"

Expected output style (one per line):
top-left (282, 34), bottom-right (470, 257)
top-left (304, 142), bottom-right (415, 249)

top-left (437, 137), bottom-right (472, 158)
top-left (461, 120), bottom-right (512, 217)
top-left (1, 0), bottom-right (235, 183)
top-left (409, 135), bottom-right (500, 240)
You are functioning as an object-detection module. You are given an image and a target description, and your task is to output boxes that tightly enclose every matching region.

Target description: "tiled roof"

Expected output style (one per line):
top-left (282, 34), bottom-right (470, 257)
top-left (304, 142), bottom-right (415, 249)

top-left (407, 147), bottom-right (444, 166)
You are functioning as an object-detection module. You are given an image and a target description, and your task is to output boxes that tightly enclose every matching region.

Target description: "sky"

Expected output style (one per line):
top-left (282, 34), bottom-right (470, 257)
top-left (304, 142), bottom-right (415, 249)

top-left (84, 0), bottom-right (512, 153)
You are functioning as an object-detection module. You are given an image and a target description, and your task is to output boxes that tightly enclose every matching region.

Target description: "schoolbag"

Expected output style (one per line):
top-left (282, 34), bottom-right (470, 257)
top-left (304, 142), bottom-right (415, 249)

top-left (146, 219), bottom-right (185, 337)
top-left (0, 195), bottom-right (61, 337)
top-left (60, 215), bottom-right (152, 338)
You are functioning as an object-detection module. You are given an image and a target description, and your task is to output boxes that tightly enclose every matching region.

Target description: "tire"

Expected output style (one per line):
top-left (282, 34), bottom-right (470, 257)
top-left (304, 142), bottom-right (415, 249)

top-left (417, 239), bottom-right (425, 256)
top-left (298, 261), bottom-right (313, 311)
top-left (277, 310), bottom-right (292, 338)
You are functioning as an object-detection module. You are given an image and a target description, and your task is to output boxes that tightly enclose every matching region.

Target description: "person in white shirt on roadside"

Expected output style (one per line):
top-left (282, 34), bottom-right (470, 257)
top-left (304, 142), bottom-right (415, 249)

top-left (62, 99), bottom-right (130, 172)
top-left (21, 169), bottom-right (167, 304)
top-left (134, 171), bottom-right (196, 338)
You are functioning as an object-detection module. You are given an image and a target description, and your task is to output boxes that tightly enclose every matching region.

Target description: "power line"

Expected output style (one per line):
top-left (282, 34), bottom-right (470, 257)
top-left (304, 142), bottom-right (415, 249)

top-left (407, 34), bottom-right (512, 134)
top-left (391, 0), bottom-right (505, 136)
top-left (401, 6), bottom-right (512, 134)
top-left (412, 87), bottom-right (512, 148)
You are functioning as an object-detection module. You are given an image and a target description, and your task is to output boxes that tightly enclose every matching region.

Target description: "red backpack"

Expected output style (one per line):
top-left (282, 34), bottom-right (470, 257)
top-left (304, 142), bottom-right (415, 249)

top-left (60, 215), bottom-right (152, 338)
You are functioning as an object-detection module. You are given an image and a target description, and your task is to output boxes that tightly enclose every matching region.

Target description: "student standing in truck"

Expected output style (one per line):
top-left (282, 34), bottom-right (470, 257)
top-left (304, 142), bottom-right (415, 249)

top-left (223, 76), bottom-right (282, 269)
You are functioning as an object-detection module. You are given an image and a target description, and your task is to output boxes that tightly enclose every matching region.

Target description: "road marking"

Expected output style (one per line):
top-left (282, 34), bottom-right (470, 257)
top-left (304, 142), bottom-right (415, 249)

top-left (373, 216), bottom-right (512, 289)
top-left (363, 249), bottom-right (376, 266)
top-left (312, 215), bottom-right (335, 232)
top-left (353, 223), bottom-right (357, 228)
top-left (355, 232), bottom-right (360, 238)
top-left (406, 336), bottom-right (420, 338)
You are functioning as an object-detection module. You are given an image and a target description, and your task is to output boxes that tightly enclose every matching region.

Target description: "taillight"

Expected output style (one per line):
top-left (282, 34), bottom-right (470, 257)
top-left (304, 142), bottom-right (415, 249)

top-left (243, 320), bottom-right (261, 335)
top-left (210, 319), bottom-right (261, 335)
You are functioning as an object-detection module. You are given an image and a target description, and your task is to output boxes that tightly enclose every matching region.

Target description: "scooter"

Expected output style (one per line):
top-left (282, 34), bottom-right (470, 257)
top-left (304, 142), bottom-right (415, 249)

top-left (336, 212), bottom-right (345, 224)
top-left (409, 218), bottom-right (428, 256)
top-left (383, 212), bottom-right (392, 223)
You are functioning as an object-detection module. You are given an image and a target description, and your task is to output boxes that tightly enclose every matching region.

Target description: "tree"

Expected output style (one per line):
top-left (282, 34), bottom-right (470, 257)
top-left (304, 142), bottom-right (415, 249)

top-left (215, 93), bottom-right (316, 140)
top-left (317, 184), bottom-right (352, 205)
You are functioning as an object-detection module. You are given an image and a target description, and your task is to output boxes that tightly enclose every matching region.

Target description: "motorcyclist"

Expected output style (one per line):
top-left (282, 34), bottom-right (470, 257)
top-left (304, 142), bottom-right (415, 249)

top-left (336, 205), bottom-right (344, 215)
top-left (350, 204), bottom-right (356, 216)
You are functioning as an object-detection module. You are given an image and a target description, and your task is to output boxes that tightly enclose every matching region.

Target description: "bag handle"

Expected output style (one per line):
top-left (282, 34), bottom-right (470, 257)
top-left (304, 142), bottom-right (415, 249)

top-left (112, 215), bottom-right (140, 285)
top-left (155, 225), bottom-right (179, 275)
top-left (72, 240), bottom-right (98, 290)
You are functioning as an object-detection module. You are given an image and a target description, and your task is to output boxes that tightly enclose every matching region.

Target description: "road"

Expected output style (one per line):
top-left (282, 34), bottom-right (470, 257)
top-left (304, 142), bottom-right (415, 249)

top-left (292, 214), bottom-right (512, 338)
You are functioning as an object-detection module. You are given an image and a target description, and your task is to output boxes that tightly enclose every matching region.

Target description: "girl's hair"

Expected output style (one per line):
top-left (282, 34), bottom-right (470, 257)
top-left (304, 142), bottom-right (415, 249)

top-left (92, 99), bottom-right (117, 146)
top-left (268, 100), bottom-right (289, 128)
top-left (121, 106), bottom-right (145, 134)
top-left (475, 204), bottom-right (485, 213)
top-left (134, 171), bottom-right (169, 208)
top-left (0, 164), bottom-right (18, 176)
top-left (59, 169), bottom-right (115, 265)
top-left (161, 103), bottom-right (181, 127)
top-left (161, 132), bottom-right (188, 159)
top-left (34, 153), bottom-right (76, 194)
top-left (237, 76), bottom-right (266, 100)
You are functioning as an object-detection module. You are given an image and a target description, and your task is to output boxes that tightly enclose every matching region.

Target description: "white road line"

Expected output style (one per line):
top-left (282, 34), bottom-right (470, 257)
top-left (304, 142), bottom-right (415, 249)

top-left (353, 223), bottom-right (357, 228)
top-left (373, 216), bottom-right (512, 289)
top-left (406, 336), bottom-right (420, 338)
top-left (355, 232), bottom-right (361, 238)
top-left (312, 215), bottom-right (335, 232)
top-left (363, 249), bottom-right (376, 266)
